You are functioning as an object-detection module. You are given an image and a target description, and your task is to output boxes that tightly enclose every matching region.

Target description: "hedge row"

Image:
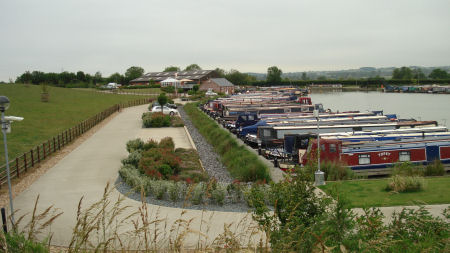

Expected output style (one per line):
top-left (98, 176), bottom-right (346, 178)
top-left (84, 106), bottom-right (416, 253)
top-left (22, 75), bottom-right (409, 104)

top-left (183, 103), bottom-right (270, 182)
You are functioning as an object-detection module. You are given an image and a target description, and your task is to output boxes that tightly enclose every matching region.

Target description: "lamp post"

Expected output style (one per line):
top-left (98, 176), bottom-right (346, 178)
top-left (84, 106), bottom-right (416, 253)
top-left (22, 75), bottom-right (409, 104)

top-left (313, 109), bottom-right (325, 186)
top-left (0, 96), bottom-right (15, 226)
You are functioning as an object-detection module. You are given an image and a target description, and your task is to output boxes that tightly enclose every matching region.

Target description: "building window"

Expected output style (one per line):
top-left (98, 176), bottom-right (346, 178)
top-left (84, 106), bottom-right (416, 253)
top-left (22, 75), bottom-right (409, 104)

top-left (358, 154), bottom-right (370, 165)
top-left (263, 129), bottom-right (271, 137)
top-left (329, 144), bottom-right (337, 153)
top-left (399, 151), bottom-right (410, 162)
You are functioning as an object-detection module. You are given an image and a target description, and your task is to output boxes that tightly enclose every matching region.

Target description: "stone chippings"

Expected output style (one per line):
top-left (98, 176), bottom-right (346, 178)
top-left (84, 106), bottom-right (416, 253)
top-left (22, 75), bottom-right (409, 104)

top-left (178, 106), bottom-right (233, 183)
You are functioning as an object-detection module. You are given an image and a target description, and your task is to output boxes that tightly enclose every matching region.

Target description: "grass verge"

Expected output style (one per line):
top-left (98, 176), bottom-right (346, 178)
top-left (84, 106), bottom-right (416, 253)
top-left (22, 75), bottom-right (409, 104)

top-left (319, 176), bottom-right (450, 207)
top-left (183, 103), bottom-right (270, 182)
top-left (0, 84), bottom-right (146, 164)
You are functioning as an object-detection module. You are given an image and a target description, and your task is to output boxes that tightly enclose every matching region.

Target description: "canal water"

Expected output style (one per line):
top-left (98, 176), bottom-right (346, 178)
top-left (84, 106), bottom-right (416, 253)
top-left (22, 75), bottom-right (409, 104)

top-left (309, 91), bottom-right (450, 127)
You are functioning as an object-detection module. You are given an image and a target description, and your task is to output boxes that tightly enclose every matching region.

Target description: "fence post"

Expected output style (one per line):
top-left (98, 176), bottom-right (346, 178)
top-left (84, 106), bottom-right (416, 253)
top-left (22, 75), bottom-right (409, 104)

top-left (15, 157), bottom-right (19, 177)
top-left (53, 137), bottom-right (56, 152)
top-left (37, 146), bottom-right (40, 163)
top-left (58, 134), bottom-right (61, 150)
top-left (30, 149), bottom-right (34, 168)
top-left (21, 154), bottom-right (26, 177)
top-left (65, 131), bottom-right (68, 145)
top-left (43, 143), bottom-right (46, 158)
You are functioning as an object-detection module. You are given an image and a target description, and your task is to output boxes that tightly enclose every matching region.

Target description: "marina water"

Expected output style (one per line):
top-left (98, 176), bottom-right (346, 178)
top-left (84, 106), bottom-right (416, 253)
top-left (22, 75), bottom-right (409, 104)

top-left (310, 91), bottom-right (450, 127)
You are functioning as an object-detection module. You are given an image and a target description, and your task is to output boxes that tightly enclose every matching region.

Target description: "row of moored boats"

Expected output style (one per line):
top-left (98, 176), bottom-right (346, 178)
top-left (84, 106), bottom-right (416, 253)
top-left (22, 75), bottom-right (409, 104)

top-left (201, 89), bottom-right (450, 176)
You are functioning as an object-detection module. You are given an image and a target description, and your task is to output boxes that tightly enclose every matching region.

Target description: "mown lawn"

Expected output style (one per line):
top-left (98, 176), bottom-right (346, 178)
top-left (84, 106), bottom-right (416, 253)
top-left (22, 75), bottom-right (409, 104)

top-left (0, 84), bottom-right (147, 164)
top-left (319, 176), bottom-right (450, 207)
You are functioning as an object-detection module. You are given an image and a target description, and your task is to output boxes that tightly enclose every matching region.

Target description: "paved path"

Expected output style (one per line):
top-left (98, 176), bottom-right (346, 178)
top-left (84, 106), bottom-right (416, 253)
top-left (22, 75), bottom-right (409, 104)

top-left (13, 104), bottom-right (259, 249)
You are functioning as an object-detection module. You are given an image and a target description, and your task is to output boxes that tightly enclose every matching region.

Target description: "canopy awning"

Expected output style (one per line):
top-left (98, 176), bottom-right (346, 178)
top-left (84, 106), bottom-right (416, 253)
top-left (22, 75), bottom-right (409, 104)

top-left (161, 77), bottom-right (180, 84)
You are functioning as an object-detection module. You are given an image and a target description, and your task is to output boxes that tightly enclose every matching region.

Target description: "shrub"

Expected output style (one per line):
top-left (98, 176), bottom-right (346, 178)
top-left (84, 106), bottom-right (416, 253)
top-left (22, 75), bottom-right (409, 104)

top-left (126, 138), bottom-right (144, 153)
top-left (159, 137), bottom-right (175, 150)
top-left (143, 139), bottom-right (159, 150)
top-left (161, 86), bottom-right (175, 93)
top-left (142, 112), bottom-right (170, 128)
top-left (321, 161), bottom-right (355, 181)
top-left (152, 181), bottom-right (167, 200)
top-left (191, 183), bottom-right (205, 205)
top-left (157, 164), bottom-right (173, 178)
top-left (171, 116), bottom-right (185, 127)
top-left (392, 162), bottom-right (424, 176)
top-left (3, 232), bottom-right (49, 253)
top-left (386, 175), bottom-right (425, 192)
top-left (121, 150), bottom-right (141, 168)
top-left (211, 185), bottom-right (226, 206)
top-left (168, 181), bottom-right (181, 202)
top-left (424, 160), bottom-right (445, 176)
top-left (119, 165), bottom-right (145, 189)
top-left (227, 181), bottom-right (244, 203)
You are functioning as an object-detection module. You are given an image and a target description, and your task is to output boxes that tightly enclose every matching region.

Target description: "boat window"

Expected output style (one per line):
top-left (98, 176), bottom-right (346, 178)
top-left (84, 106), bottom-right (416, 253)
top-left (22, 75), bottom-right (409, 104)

top-left (320, 144), bottom-right (326, 151)
top-left (248, 115), bottom-right (254, 120)
top-left (263, 129), bottom-right (271, 137)
top-left (399, 151), bottom-right (410, 162)
top-left (358, 154), bottom-right (370, 165)
top-left (329, 144), bottom-right (337, 153)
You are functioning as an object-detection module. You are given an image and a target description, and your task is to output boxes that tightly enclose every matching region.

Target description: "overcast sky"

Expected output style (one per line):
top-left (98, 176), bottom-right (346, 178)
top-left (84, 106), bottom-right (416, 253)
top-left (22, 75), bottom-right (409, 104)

top-left (1, 0), bottom-right (449, 81)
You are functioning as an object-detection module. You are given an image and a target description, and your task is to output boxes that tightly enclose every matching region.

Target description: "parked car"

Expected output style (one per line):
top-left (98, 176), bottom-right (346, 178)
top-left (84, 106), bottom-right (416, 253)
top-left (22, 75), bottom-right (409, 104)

top-left (152, 101), bottom-right (177, 109)
top-left (104, 82), bottom-right (120, 89)
top-left (205, 91), bottom-right (218, 96)
top-left (151, 106), bottom-right (178, 115)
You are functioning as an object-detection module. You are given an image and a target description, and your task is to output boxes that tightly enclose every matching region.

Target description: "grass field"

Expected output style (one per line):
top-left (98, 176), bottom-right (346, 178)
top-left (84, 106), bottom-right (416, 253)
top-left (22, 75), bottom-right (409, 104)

top-left (0, 84), bottom-right (147, 165)
top-left (319, 176), bottom-right (450, 207)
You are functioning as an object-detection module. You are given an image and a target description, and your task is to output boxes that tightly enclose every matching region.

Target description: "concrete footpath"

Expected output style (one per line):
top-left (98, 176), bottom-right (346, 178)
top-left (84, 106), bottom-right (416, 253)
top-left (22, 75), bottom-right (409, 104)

top-left (12, 104), bottom-right (260, 248)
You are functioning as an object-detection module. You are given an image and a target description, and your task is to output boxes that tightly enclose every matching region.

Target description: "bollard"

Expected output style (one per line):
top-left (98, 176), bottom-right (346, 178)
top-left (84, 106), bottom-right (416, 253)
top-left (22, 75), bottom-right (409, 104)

top-left (1, 208), bottom-right (7, 233)
top-left (314, 171), bottom-right (325, 186)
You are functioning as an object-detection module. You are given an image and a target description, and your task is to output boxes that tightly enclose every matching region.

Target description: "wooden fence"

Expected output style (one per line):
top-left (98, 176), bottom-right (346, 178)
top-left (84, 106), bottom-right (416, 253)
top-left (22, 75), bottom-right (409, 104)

top-left (0, 98), bottom-right (153, 188)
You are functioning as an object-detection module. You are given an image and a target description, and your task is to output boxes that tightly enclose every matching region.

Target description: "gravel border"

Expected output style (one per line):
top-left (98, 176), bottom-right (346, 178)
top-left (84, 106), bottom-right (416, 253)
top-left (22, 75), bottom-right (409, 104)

top-left (178, 106), bottom-right (234, 183)
top-left (115, 176), bottom-right (252, 213)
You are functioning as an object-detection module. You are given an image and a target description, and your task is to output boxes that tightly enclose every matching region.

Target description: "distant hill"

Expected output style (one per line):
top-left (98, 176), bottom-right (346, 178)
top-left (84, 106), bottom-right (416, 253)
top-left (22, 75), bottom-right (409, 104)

top-left (248, 66), bottom-right (450, 81)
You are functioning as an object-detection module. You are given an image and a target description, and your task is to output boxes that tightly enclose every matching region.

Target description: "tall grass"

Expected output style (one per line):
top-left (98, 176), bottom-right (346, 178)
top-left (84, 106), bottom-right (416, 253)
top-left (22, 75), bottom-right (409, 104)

top-left (183, 103), bottom-right (270, 182)
top-left (2, 183), bottom-right (264, 252)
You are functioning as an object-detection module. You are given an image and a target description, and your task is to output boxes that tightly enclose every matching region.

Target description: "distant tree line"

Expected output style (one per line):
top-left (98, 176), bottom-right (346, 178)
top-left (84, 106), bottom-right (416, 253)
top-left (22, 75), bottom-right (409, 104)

top-left (13, 64), bottom-right (450, 87)
top-left (257, 66), bottom-right (450, 86)
top-left (15, 66), bottom-right (145, 87)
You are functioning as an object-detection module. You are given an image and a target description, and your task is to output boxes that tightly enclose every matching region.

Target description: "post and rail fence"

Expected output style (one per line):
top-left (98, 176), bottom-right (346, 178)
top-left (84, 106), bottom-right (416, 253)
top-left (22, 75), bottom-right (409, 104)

top-left (0, 98), bottom-right (153, 188)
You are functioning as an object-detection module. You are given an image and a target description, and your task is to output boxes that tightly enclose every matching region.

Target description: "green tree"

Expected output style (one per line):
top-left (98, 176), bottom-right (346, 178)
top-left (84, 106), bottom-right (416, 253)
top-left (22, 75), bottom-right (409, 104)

top-left (301, 72), bottom-right (308, 80)
top-left (428, 68), bottom-right (448, 79)
top-left (15, 71), bottom-right (32, 83)
top-left (267, 66), bottom-right (282, 84)
top-left (184, 64), bottom-right (202, 71)
top-left (93, 71), bottom-right (103, 85)
top-left (392, 67), bottom-right (413, 80)
top-left (214, 68), bottom-right (226, 78)
top-left (157, 93), bottom-right (168, 113)
top-left (108, 72), bottom-right (124, 84)
top-left (225, 69), bottom-right (256, 85)
top-left (412, 68), bottom-right (426, 79)
top-left (193, 84), bottom-right (199, 93)
top-left (163, 66), bottom-right (181, 72)
top-left (124, 66), bottom-right (144, 84)
top-left (76, 71), bottom-right (86, 82)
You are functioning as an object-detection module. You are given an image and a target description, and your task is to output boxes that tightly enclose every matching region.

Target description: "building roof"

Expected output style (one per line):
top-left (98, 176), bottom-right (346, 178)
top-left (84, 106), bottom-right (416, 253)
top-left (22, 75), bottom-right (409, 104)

top-left (131, 70), bottom-right (217, 83)
top-left (211, 78), bottom-right (235, 87)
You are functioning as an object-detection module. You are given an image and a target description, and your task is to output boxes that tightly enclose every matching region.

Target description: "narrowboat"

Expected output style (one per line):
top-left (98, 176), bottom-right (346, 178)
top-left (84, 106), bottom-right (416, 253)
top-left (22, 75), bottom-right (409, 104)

top-left (300, 137), bottom-right (450, 175)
